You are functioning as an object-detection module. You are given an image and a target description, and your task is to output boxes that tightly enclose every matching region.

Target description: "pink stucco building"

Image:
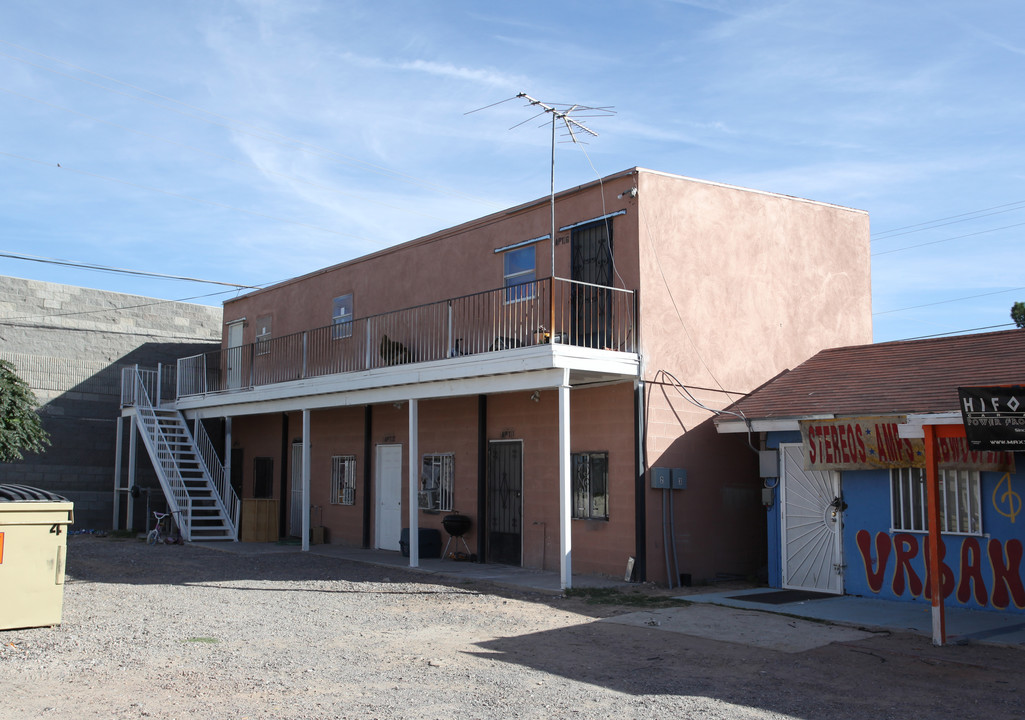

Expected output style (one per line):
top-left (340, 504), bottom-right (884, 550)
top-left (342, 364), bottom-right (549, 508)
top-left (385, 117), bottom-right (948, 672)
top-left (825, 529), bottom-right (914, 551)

top-left (121, 167), bottom-right (871, 587)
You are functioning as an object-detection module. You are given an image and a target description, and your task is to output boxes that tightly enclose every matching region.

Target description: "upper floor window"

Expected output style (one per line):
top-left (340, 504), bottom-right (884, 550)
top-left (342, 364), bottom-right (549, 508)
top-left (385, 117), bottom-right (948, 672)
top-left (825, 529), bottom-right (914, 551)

top-left (504, 246), bottom-right (536, 302)
top-left (255, 316), bottom-right (272, 355)
top-left (332, 294), bottom-right (353, 339)
top-left (891, 467), bottom-right (982, 535)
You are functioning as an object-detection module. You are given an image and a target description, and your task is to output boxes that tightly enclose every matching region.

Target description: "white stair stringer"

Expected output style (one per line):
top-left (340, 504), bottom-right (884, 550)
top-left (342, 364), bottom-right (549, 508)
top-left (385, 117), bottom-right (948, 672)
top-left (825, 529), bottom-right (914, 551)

top-left (131, 406), bottom-right (237, 542)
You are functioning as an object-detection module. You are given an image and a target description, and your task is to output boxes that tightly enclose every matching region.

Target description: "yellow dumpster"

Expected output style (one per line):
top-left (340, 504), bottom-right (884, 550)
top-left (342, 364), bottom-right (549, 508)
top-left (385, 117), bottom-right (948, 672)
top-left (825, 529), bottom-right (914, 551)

top-left (0, 484), bottom-right (74, 631)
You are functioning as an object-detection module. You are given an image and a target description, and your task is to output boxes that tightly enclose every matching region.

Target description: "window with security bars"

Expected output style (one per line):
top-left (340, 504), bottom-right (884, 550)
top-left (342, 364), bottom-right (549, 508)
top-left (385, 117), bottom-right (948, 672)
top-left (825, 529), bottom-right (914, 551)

top-left (573, 451), bottom-right (609, 520)
top-left (419, 454), bottom-right (454, 511)
top-left (330, 455), bottom-right (357, 505)
top-left (890, 467), bottom-right (982, 535)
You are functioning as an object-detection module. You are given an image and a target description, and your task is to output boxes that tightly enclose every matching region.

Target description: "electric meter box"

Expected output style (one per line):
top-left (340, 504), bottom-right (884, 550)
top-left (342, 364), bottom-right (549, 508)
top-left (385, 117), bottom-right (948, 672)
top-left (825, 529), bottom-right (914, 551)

top-left (650, 467), bottom-right (671, 489)
top-left (0, 485), bottom-right (74, 631)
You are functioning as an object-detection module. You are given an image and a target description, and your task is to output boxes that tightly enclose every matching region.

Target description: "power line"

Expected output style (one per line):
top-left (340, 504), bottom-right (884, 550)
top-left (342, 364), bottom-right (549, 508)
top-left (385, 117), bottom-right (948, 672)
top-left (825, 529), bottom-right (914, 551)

top-left (873, 285), bottom-right (1025, 316)
top-left (0, 250), bottom-right (259, 288)
top-left (871, 220), bottom-right (1025, 257)
top-left (871, 199), bottom-right (1025, 241)
top-left (894, 322), bottom-right (1017, 341)
top-left (0, 287), bottom-right (233, 323)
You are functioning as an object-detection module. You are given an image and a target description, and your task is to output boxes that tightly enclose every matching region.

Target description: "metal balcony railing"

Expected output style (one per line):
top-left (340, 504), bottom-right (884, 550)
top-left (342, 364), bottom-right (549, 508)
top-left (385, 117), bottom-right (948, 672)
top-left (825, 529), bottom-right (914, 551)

top-left (176, 277), bottom-right (636, 398)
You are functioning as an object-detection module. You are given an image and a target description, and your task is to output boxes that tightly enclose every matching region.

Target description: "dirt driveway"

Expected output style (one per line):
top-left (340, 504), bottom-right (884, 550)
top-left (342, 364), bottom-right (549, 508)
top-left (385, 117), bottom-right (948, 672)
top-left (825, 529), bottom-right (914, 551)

top-left (2, 536), bottom-right (1023, 719)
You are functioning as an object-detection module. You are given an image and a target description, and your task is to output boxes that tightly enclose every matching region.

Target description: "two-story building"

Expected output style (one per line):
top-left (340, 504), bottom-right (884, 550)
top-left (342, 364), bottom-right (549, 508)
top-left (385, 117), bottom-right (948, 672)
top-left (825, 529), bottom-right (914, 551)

top-left (121, 167), bottom-right (872, 587)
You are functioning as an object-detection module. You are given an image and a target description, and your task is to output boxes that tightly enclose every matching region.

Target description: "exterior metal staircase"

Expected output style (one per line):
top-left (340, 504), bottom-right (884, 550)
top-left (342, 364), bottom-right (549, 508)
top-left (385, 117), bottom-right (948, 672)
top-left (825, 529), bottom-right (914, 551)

top-left (122, 367), bottom-right (239, 541)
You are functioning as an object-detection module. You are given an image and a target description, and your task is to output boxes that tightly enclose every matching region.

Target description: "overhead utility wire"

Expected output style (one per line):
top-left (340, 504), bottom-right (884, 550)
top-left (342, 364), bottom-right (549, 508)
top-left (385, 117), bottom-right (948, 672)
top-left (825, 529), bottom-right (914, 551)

top-left (0, 151), bottom-right (386, 246)
top-left (0, 86), bottom-right (447, 223)
top-left (0, 288), bottom-right (235, 323)
top-left (872, 199), bottom-right (1025, 241)
top-left (0, 41), bottom-right (503, 209)
top-left (897, 322), bottom-right (1017, 341)
top-left (873, 285), bottom-right (1025, 316)
top-left (871, 220), bottom-right (1025, 257)
top-left (0, 251), bottom-right (259, 289)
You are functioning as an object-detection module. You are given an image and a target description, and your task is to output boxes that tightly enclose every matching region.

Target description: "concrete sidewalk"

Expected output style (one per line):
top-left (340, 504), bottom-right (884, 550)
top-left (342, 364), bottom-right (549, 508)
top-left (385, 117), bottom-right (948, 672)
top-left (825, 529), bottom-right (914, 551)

top-left (194, 540), bottom-right (1025, 648)
top-left (682, 587), bottom-right (1025, 647)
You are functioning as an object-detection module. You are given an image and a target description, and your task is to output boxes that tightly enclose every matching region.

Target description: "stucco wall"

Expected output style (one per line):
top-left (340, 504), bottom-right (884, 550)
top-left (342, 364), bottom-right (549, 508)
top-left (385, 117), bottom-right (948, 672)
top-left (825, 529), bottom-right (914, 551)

top-left (219, 171), bottom-right (641, 346)
top-left (635, 170), bottom-right (871, 584)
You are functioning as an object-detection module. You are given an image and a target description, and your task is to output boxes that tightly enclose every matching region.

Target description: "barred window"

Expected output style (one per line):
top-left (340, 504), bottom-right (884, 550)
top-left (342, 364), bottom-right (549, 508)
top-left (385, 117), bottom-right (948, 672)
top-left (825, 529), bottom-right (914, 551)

top-left (419, 454), bottom-right (454, 512)
top-left (331, 455), bottom-right (357, 505)
top-left (890, 467), bottom-right (982, 535)
top-left (573, 451), bottom-right (609, 520)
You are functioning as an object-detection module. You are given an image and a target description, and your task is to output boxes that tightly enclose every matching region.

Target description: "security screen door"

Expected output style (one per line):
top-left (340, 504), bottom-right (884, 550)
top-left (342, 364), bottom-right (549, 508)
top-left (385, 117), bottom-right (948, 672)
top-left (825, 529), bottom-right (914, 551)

top-left (487, 440), bottom-right (522, 566)
top-left (780, 443), bottom-right (843, 594)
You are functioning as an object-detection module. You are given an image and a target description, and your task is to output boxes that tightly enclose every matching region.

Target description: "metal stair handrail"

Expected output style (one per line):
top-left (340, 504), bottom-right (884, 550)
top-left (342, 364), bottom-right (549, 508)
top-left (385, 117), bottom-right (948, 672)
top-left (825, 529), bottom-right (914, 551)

top-left (189, 418), bottom-right (240, 539)
top-left (125, 367), bottom-right (193, 539)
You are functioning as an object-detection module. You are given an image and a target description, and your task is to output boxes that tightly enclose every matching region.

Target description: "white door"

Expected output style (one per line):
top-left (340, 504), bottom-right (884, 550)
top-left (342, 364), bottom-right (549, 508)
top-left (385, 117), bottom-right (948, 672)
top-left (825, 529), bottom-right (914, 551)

top-left (780, 443), bottom-right (843, 594)
top-left (375, 444), bottom-right (402, 551)
top-left (289, 442), bottom-right (304, 537)
top-left (226, 320), bottom-right (245, 390)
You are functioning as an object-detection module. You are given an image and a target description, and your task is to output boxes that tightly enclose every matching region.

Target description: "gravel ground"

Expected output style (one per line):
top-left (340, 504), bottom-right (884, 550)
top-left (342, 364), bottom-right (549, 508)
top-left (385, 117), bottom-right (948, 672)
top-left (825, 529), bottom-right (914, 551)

top-left (3, 535), bottom-right (1024, 720)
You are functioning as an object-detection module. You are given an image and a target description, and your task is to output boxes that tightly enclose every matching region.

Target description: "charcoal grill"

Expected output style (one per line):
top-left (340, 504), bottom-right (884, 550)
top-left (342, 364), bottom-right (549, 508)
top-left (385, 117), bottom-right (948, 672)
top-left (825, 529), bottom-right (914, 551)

top-left (441, 513), bottom-right (472, 559)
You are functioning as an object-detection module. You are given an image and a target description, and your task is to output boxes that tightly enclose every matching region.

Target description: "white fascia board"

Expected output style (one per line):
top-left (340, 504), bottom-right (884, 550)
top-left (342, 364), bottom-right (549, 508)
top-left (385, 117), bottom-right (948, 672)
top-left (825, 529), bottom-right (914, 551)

top-left (715, 415), bottom-right (835, 434)
top-left (173, 346), bottom-right (638, 419)
top-left (179, 367), bottom-right (573, 419)
top-left (898, 411), bottom-right (964, 439)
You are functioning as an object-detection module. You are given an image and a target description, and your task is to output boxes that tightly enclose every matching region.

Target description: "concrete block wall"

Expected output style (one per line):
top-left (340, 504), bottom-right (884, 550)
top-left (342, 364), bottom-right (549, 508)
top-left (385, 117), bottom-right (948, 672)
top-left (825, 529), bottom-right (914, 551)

top-left (0, 275), bottom-right (222, 529)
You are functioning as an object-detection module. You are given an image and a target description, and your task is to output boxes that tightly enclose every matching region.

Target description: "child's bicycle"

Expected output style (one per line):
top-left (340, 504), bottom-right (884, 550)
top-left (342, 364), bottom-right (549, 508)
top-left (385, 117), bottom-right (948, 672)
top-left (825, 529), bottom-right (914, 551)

top-left (147, 510), bottom-right (183, 545)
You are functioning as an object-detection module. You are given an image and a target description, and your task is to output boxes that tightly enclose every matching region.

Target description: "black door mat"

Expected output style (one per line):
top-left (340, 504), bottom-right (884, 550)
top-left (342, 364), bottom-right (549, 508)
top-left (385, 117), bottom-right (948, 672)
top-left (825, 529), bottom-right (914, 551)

top-left (728, 590), bottom-right (836, 605)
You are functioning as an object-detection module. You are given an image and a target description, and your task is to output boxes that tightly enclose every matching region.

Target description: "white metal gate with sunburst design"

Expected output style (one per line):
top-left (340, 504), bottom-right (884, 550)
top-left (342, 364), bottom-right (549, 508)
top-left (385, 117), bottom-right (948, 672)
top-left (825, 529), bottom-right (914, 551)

top-left (780, 443), bottom-right (844, 594)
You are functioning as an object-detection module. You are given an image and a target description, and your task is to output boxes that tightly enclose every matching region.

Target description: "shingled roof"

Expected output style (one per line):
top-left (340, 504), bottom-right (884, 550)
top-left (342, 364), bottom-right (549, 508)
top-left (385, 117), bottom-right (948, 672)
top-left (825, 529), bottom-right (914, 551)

top-left (719, 329), bottom-right (1025, 422)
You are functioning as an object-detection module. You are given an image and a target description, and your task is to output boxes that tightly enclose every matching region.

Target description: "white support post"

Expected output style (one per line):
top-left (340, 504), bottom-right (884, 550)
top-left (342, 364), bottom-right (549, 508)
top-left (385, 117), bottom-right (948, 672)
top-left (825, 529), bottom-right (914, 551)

top-left (112, 416), bottom-right (124, 530)
top-left (408, 398), bottom-right (419, 568)
top-left (155, 363), bottom-right (162, 409)
top-left (558, 375), bottom-right (572, 590)
top-left (128, 414), bottom-right (138, 532)
top-left (302, 409), bottom-right (311, 552)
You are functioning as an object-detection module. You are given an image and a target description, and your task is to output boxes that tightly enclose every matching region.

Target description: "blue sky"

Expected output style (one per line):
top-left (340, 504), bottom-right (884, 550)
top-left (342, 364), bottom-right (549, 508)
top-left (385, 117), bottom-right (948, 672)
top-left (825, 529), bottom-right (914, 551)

top-left (1, 0), bottom-right (1023, 343)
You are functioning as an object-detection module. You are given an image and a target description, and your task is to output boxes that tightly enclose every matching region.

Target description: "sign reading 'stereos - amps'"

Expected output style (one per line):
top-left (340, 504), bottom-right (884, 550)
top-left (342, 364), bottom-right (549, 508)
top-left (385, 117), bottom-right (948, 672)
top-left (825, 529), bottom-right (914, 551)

top-left (799, 416), bottom-right (1015, 472)
top-left (959, 385), bottom-right (1025, 451)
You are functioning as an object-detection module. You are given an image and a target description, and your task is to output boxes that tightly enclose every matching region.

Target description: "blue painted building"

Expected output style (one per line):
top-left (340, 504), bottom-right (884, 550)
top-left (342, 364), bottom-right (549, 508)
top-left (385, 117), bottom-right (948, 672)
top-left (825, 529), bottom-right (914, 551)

top-left (716, 330), bottom-right (1025, 614)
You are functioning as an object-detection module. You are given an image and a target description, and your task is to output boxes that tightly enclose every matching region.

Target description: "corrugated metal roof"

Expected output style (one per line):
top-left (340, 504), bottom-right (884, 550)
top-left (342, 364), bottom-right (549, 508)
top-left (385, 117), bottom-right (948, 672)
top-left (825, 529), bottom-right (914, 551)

top-left (721, 329), bottom-right (1025, 421)
top-left (0, 484), bottom-right (70, 502)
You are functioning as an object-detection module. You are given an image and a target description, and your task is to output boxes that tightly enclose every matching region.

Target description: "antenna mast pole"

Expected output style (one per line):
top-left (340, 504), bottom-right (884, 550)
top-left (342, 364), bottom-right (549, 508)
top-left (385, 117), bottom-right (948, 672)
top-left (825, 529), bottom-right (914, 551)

top-left (515, 93), bottom-right (600, 289)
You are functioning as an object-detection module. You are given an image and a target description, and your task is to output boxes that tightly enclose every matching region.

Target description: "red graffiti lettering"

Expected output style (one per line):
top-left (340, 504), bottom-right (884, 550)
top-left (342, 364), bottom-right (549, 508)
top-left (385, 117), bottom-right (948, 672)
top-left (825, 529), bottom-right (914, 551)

top-left (892, 533), bottom-right (924, 597)
top-left (989, 539), bottom-right (1025, 610)
top-left (856, 530), bottom-right (890, 593)
top-left (957, 537), bottom-right (988, 606)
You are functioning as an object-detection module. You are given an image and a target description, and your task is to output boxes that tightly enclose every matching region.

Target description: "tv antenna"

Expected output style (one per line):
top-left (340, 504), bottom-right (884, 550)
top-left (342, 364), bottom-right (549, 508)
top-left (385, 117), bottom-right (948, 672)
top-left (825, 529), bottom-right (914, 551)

top-left (468, 93), bottom-right (614, 282)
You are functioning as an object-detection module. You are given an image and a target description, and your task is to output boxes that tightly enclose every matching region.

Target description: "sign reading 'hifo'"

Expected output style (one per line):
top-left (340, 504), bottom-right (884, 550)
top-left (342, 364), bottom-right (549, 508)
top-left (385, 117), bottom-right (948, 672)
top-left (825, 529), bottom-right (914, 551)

top-left (959, 386), bottom-right (1025, 451)
top-left (800, 416), bottom-right (1015, 472)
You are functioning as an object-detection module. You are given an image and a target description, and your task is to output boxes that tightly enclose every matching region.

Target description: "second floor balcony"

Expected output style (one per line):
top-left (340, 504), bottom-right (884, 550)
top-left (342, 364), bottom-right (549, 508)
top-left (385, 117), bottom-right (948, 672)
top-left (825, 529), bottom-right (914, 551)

top-left (172, 277), bottom-right (639, 411)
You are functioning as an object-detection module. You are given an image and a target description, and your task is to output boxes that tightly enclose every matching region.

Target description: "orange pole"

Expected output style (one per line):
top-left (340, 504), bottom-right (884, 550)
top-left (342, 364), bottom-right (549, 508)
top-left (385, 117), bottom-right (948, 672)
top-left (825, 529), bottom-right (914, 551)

top-left (549, 276), bottom-right (556, 342)
top-left (923, 423), bottom-right (946, 646)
